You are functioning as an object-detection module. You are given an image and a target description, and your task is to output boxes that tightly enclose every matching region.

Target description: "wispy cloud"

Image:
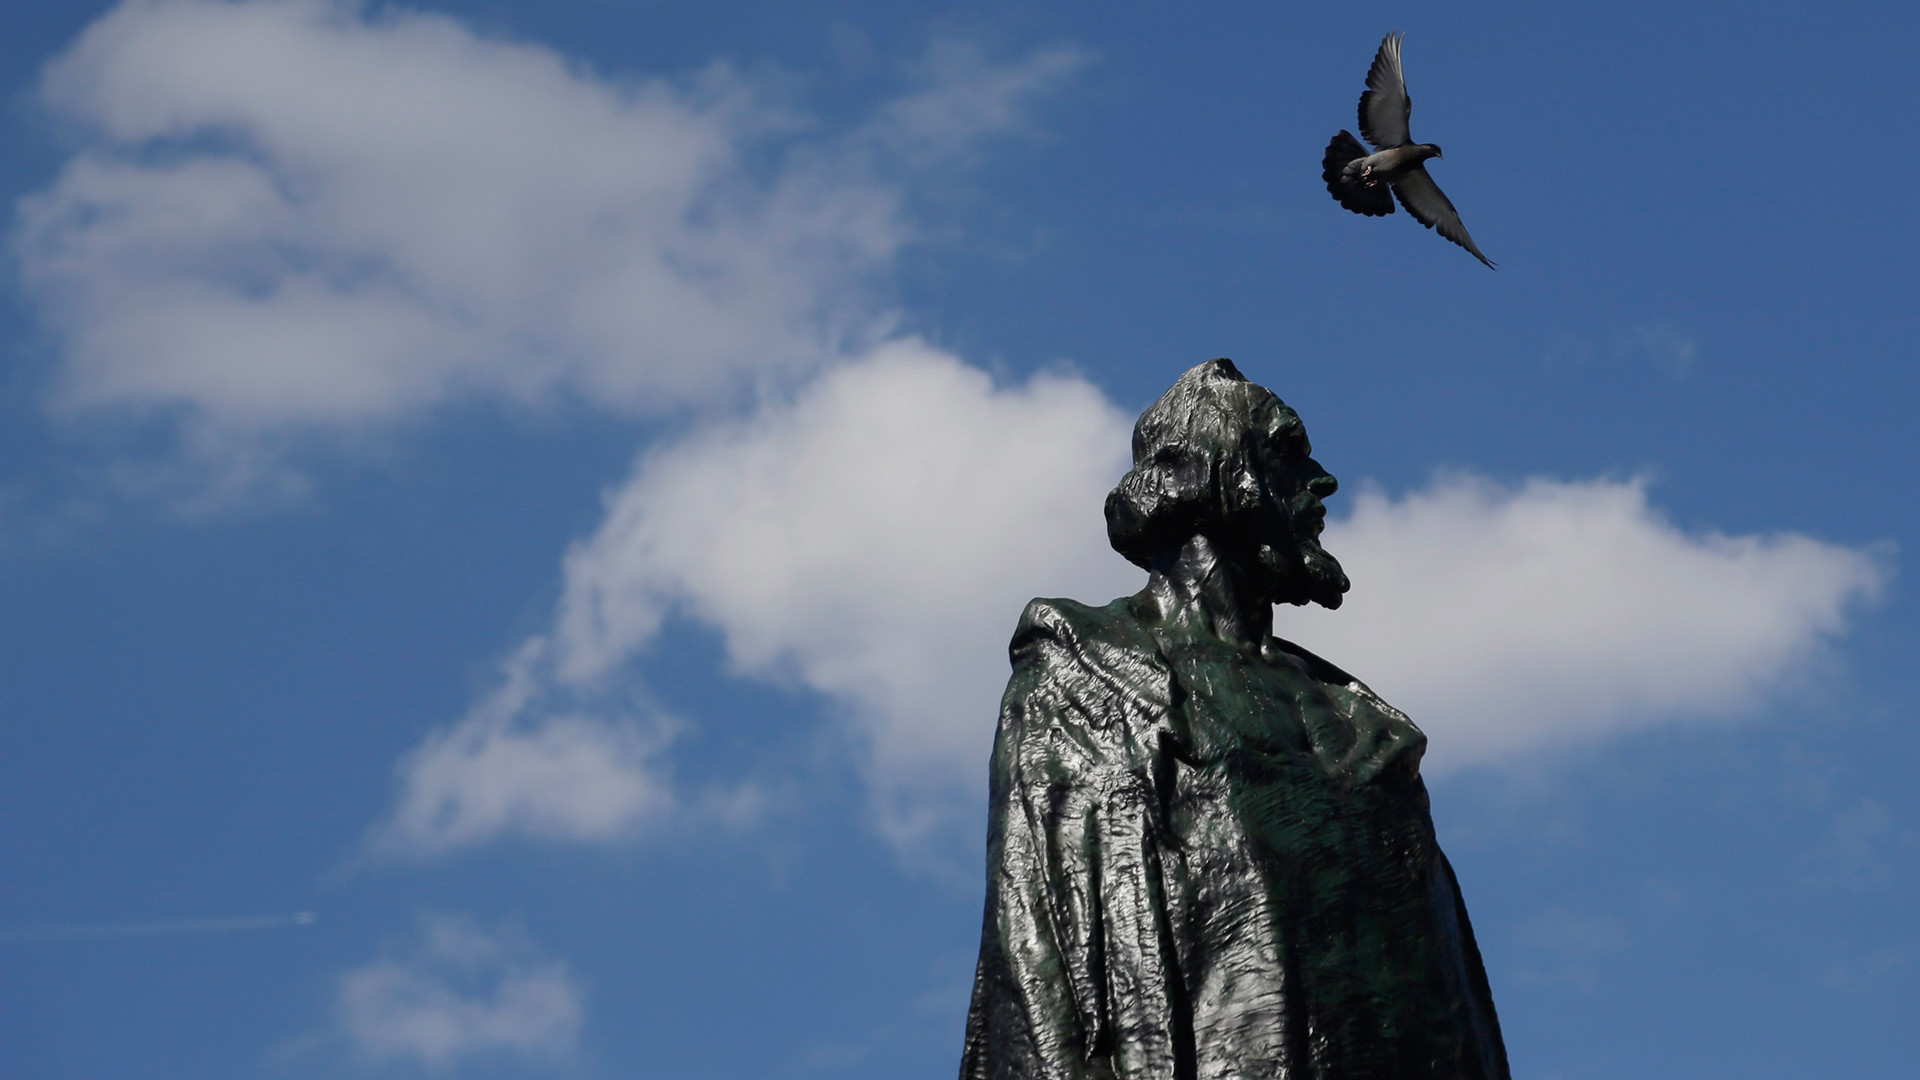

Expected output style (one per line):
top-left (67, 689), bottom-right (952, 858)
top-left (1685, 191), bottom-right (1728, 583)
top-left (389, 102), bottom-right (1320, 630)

top-left (372, 341), bottom-right (1133, 856)
top-left (331, 913), bottom-right (583, 1070)
top-left (43, 0), bottom-right (1114, 860)
top-left (382, 372), bottom-right (1889, 855)
top-left (374, 410), bottom-right (1888, 855)
top-left (1541, 322), bottom-right (1700, 378)
top-left (32, 3), bottom-right (1889, 867)
top-left (871, 39), bottom-right (1095, 165)
top-left (1817, 943), bottom-right (1911, 993)
top-left (1632, 323), bottom-right (1698, 377)
top-left (1800, 798), bottom-right (1915, 891)
top-left (15, 0), bottom-right (1089, 501)
top-left (550, 340), bottom-right (1134, 845)
top-left (368, 655), bottom-right (677, 859)
top-left (1509, 908), bottom-right (1631, 993)
top-left (24, 0), bottom-right (852, 436)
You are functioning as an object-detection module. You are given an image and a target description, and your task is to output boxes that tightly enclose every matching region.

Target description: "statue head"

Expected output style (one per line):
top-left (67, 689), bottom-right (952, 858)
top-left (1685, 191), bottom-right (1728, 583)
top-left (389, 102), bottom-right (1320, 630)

top-left (1105, 359), bottom-right (1350, 609)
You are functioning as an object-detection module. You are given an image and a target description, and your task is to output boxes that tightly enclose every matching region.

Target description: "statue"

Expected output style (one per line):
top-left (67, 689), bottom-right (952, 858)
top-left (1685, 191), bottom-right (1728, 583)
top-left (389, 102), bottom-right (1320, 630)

top-left (960, 360), bottom-right (1509, 1080)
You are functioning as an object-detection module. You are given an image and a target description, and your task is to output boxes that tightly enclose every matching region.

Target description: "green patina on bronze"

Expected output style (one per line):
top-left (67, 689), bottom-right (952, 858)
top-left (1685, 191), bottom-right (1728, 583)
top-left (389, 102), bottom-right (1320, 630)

top-left (961, 360), bottom-right (1509, 1080)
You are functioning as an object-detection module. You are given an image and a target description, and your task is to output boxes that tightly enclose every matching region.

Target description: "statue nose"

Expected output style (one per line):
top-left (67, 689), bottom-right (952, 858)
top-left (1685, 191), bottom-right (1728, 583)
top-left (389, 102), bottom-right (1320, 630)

top-left (1307, 470), bottom-right (1338, 498)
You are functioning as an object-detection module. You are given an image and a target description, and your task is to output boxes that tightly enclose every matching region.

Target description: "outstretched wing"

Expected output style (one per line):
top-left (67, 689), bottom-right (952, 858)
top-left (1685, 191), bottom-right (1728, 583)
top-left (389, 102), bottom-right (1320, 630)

top-left (1358, 32), bottom-right (1412, 150)
top-left (1392, 166), bottom-right (1495, 268)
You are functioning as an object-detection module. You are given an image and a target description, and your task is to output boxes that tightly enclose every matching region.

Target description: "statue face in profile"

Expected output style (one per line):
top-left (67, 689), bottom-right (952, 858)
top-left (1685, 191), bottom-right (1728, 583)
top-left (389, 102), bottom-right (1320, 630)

top-left (1237, 394), bottom-right (1349, 610)
top-left (1105, 358), bottom-right (1351, 613)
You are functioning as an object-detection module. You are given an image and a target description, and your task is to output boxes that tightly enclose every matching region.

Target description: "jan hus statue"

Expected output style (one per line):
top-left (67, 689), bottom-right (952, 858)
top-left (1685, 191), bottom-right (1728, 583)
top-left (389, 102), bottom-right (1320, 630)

top-left (960, 360), bottom-right (1509, 1080)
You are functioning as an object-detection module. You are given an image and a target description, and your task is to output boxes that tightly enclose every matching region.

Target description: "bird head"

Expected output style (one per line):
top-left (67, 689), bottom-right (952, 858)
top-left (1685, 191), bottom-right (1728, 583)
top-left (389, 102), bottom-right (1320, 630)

top-left (1421, 143), bottom-right (1445, 160)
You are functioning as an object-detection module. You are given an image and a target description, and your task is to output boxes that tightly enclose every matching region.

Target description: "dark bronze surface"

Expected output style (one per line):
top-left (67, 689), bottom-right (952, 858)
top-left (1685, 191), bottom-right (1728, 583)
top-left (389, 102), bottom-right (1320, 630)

top-left (960, 360), bottom-right (1509, 1080)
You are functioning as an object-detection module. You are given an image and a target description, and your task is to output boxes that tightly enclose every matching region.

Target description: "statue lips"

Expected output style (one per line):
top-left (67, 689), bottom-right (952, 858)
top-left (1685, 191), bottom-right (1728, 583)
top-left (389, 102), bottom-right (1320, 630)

top-left (1298, 501), bottom-right (1328, 538)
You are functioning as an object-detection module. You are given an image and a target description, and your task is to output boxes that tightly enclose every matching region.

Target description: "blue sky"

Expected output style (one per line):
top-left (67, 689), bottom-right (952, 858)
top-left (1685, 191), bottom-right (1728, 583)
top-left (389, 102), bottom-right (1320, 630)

top-left (1, 1), bottom-right (1915, 1077)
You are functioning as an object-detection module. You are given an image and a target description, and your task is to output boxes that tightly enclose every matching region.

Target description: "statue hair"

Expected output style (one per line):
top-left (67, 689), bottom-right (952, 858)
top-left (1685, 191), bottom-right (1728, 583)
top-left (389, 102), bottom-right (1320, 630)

top-left (1104, 358), bottom-right (1291, 570)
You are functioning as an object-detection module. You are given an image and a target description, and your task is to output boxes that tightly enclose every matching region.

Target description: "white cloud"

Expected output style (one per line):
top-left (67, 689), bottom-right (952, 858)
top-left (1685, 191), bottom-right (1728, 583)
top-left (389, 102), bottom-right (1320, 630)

top-left (15, 0), bottom-right (1084, 476)
top-left (380, 341), bottom-right (1135, 851)
top-left (1633, 324), bottom-right (1698, 377)
top-left (1802, 798), bottom-right (1913, 890)
top-left (556, 341), bottom-right (1135, 841)
top-left (381, 381), bottom-right (1887, 852)
top-left (121, 0), bottom-right (1878, 854)
top-left (569, 434), bottom-right (1884, 825)
top-left (334, 913), bottom-right (583, 1069)
top-left (369, 640), bottom-right (676, 858)
top-left (1272, 473), bottom-right (1889, 772)
top-left (873, 39), bottom-right (1094, 165)
top-left (22, 0), bottom-right (853, 430)
top-left (59, 0), bottom-right (1113, 856)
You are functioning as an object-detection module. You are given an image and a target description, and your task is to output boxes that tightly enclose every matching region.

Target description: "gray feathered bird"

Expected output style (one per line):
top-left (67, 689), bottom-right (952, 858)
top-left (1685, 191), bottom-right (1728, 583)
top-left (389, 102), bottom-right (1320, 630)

top-left (1323, 32), bottom-right (1493, 268)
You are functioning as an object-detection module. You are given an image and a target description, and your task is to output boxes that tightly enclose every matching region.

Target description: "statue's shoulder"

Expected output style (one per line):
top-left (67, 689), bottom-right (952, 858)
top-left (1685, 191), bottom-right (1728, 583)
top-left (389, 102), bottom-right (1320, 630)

top-left (1004, 594), bottom-right (1171, 706)
top-left (1011, 594), bottom-right (1157, 663)
top-left (1000, 594), bottom-right (1175, 754)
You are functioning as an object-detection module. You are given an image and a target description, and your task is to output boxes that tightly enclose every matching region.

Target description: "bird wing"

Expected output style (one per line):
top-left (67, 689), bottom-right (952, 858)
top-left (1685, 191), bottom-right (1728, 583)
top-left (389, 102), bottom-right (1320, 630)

top-left (1358, 32), bottom-right (1412, 149)
top-left (1392, 166), bottom-right (1495, 267)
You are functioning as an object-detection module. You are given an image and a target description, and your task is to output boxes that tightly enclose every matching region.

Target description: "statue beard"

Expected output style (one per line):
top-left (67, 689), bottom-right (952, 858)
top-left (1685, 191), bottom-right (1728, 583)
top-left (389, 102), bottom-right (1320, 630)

top-left (1257, 533), bottom-right (1350, 610)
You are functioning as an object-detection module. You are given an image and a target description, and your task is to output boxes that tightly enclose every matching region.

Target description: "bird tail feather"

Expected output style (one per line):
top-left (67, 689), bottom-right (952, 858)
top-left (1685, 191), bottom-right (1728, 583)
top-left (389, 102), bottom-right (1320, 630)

top-left (1322, 131), bottom-right (1394, 217)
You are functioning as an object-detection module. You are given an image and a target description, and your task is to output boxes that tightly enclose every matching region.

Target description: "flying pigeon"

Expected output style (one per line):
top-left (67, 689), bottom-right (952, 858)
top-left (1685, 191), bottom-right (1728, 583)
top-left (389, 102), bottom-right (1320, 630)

top-left (1323, 32), bottom-right (1494, 268)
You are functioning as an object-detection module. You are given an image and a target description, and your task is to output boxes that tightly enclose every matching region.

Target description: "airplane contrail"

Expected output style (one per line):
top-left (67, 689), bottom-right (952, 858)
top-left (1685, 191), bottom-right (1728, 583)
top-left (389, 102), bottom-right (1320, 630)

top-left (0, 911), bottom-right (316, 944)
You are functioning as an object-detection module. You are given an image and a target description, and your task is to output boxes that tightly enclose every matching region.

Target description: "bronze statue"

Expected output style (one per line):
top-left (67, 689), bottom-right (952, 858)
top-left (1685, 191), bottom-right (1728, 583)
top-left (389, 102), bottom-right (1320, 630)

top-left (960, 359), bottom-right (1509, 1080)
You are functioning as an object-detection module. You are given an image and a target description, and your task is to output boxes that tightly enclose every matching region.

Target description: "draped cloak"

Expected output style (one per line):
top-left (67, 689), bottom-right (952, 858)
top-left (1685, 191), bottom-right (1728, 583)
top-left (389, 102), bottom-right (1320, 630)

top-left (960, 594), bottom-right (1509, 1080)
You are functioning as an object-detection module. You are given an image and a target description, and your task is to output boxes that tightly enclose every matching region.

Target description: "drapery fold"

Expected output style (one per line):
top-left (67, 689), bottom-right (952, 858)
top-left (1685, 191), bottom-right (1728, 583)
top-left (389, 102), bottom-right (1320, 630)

top-left (962, 594), bottom-right (1509, 1080)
